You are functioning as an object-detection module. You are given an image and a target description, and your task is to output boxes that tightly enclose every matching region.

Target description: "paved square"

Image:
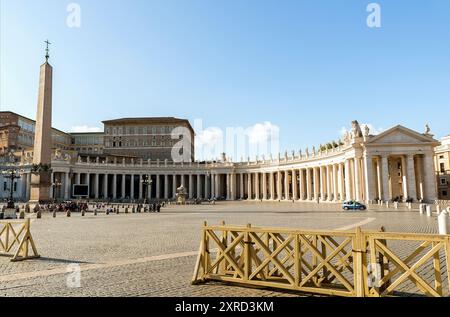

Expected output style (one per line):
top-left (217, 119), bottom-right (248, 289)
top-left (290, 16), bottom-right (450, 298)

top-left (0, 202), bottom-right (446, 297)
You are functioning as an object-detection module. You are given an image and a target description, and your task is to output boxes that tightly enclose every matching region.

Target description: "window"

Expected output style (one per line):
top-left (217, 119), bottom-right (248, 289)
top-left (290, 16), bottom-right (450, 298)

top-left (440, 163), bottom-right (445, 173)
top-left (441, 178), bottom-right (447, 185)
top-left (443, 191), bottom-right (448, 197)
top-left (439, 155), bottom-right (444, 159)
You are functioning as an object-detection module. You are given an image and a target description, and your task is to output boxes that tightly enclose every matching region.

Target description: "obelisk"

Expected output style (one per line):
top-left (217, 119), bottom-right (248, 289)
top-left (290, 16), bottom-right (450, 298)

top-left (29, 41), bottom-right (53, 204)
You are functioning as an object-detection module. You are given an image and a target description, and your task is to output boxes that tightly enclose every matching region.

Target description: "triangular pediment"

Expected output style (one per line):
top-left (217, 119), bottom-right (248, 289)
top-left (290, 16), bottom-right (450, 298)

top-left (365, 125), bottom-right (439, 145)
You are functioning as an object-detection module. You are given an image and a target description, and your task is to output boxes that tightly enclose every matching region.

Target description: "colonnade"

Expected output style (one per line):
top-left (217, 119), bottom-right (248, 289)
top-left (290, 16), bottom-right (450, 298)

top-left (9, 153), bottom-right (438, 203)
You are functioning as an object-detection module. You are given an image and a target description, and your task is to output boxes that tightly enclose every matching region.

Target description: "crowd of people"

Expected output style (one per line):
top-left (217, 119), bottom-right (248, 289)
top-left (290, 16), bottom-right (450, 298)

top-left (23, 201), bottom-right (167, 213)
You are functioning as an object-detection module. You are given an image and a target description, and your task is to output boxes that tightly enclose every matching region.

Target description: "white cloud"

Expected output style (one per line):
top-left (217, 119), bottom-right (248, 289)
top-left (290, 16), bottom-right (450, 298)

top-left (196, 127), bottom-right (223, 147)
top-left (247, 122), bottom-right (279, 144)
top-left (70, 126), bottom-right (102, 133)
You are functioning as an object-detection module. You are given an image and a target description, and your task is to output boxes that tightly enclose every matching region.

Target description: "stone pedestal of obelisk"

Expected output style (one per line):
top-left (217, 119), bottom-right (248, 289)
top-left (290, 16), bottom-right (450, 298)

top-left (29, 59), bottom-right (53, 205)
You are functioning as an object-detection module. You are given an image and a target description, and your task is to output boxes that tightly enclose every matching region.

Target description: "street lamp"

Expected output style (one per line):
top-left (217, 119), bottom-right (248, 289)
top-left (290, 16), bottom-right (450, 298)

top-left (1, 152), bottom-right (24, 209)
top-left (141, 175), bottom-right (153, 204)
top-left (1, 167), bottom-right (24, 209)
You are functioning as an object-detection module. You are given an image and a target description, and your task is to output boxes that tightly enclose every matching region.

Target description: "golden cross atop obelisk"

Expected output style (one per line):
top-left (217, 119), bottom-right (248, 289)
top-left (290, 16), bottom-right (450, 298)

top-left (45, 39), bottom-right (51, 62)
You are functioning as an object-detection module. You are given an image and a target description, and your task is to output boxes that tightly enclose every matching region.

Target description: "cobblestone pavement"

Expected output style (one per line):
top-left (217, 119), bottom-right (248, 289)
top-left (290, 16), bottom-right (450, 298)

top-left (0, 201), bottom-right (447, 297)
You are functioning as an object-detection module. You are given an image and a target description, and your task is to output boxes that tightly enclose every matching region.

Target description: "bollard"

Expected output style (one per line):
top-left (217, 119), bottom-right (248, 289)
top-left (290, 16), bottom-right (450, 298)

top-left (125, 207), bottom-right (129, 214)
top-left (408, 202), bottom-right (412, 210)
top-left (36, 210), bottom-right (42, 219)
top-left (436, 205), bottom-right (441, 215)
top-left (81, 210), bottom-right (85, 217)
top-left (426, 205), bottom-right (432, 217)
top-left (52, 210), bottom-right (56, 218)
top-left (394, 202), bottom-right (398, 209)
top-left (438, 211), bottom-right (449, 235)
top-left (419, 204), bottom-right (425, 214)
top-left (116, 208), bottom-right (120, 214)
top-left (385, 201), bottom-right (389, 208)
top-left (94, 209), bottom-right (98, 216)
top-left (66, 210), bottom-right (71, 217)
top-left (133, 206), bottom-right (137, 213)
top-left (106, 209), bottom-right (110, 215)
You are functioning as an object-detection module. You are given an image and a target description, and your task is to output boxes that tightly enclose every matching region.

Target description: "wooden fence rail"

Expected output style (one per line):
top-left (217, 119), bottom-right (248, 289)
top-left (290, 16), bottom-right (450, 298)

top-left (0, 219), bottom-right (40, 262)
top-left (192, 222), bottom-right (450, 297)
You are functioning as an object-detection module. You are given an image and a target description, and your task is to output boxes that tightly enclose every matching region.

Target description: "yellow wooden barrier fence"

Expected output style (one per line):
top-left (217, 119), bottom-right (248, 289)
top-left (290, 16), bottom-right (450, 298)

top-left (192, 222), bottom-right (450, 297)
top-left (0, 219), bottom-right (40, 262)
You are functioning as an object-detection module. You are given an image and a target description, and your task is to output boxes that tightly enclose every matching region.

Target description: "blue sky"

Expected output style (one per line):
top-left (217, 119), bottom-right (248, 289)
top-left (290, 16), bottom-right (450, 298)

top-left (1, 0), bottom-right (449, 160)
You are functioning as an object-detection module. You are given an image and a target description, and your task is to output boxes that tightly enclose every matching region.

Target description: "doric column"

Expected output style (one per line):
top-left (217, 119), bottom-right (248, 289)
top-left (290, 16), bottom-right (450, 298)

top-left (156, 174), bottom-right (161, 199)
top-left (363, 155), bottom-right (376, 203)
top-left (25, 173), bottom-right (31, 201)
top-left (255, 172), bottom-right (260, 200)
top-left (332, 165), bottom-right (338, 202)
top-left (206, 174), bottom-right (211, 199)
top-left (130, 174), bottom-right (135, 200)
top-left (423, 153), bottom-right (438, 202)
top-left (104, 174), bottom-right (109, 199)
top-left (164, 175), bottom-right (169, 199)
top-left (277, 171), bottom-right (282, 200)
top-left (113, 174), bottom-right (117, 199)
top-left (262, 173), bottom-right (268, 200)
top-left (326, 165), bottom-right (332, 201)
top-left (226, 174), bottom-right (230, 200)
top-left (247, 173), bottom-right (252, 200)
top-left (344, 160), bottom-right (352, 200)
top-left (94, 173), bottom-right (99, 199)
top-left (284, 171), bottom-right (290, 200)
top-left (376, 158), bottom-right (382, 200)
top-left (189, 174), bottom-right (194, 199)
top-left (147, 174), bottom-right (152, 200)
top-left (270, 172), bottom-right (275, 200)
top-left (230, 173), bottom-right (236, 200)
top-left (64, 172), bottom-right (70, 200)
top-left (306, 168), bottom-right (312, 200)
top-left (214, 174), bottom-right (222, 197)
top-left (138, 174), bottom-right (143, 200)
top-left (298, 169), bottom-right (304, 200)
top-left (319, 167), bottom-right (325, 201)
top-left (406, 154), bottom-right (417, 201)
top-left (121, 174), bottom-right (126, 199)
top-left (416, 155), bottom-right (424, 200)
top-left (239, 174), bottom-right (244, 199)
top-left (381, 155), bottom-right (390, 201)
top-left (401, 156), bottom-right (408, 201)
top-left (291, 170), bottom-right (297, 200)
top-left (313, 167), bottom-right (320, 201)
top-left (172, 174), bottom-right (177, 199)
top-left (338, 163), bottom-right (344, 201)
top-left (197, 174), bottom-right (202, 199)
top-left (211, 173), bottom-right (215, 198)
top-left (354, 159), bottom-right (362, 201)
